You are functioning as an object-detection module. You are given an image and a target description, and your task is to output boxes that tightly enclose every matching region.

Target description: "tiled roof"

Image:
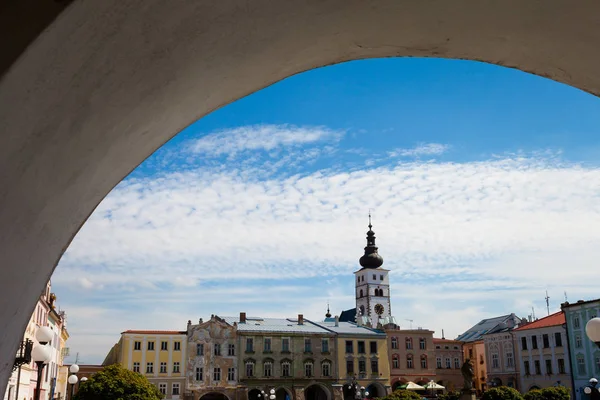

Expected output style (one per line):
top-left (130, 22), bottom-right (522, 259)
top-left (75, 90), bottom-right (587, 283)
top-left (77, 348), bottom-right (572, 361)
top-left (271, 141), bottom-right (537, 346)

top-left (221, 317), bottom-right (333, 334)
top-left (121, 330), bottom-right (186, 335)
top-left (513, 311), bottom-right (565, 331)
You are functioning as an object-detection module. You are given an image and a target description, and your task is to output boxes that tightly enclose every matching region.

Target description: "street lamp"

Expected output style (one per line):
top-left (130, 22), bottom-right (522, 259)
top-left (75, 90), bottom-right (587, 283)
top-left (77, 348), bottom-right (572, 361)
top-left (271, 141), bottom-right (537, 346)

top-left (68, 364), bottom-right (80, 400)
top-left (270, 388), bottom-right (276, 400)
top-left (583, 378), bottom-right (600, 400)
top-left (81, 377), bottom-right (88, 383)
top-left (32, 326), bottom-right (54, 400)
top-left (585, 318), bottom-right (600, 348)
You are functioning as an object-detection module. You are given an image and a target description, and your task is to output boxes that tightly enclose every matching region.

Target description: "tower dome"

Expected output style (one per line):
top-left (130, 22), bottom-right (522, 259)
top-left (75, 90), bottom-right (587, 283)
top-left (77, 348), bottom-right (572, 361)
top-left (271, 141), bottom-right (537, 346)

top-left (359, 214), bottom-right (383, 269)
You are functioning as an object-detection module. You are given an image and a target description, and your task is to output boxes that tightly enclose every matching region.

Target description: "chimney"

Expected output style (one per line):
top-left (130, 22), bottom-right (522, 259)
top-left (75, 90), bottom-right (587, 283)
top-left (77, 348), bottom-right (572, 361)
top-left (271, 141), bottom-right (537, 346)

top-left (335, 316), bottom-right (339, 327)
top-left (442, 329), bottom-right (445, 340)
top-left (298, 314), bottom-right (304, 325)
top-left (240, 312), bottom-right (247, 324)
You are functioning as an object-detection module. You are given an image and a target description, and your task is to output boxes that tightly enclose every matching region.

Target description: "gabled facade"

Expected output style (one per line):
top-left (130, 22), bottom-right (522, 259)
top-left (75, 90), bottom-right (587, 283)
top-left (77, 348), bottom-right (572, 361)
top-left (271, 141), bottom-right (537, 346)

top-left (482, 317), bottom-right (521, 391)
top-left (513, 311), bottom-right (571, 395)
top-left (561, 299), bottom-right (600, 400)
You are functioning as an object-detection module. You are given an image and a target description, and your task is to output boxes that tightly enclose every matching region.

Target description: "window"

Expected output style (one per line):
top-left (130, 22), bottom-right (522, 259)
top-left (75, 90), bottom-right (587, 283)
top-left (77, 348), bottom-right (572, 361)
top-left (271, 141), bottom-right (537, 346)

top-left (264, 338), bottom-right (272, 352)
top-left (371, 359), bottom-right (379, 373)
top-left (545, 359), bottom-right (552, 375)
top-left (358, 341), bottom-right (366, 354)
top-left (346, 359), bottom-right (354, 374)
top-left (380, 274), bottom-right (384, 280)
top-left (531, 335), bottom-right (538, 349)
top-left (133, 362), bottom-right (140, 373)
top-left (282, 337), bottom-right (290, 352)
top-left (282, 361), bottom-right (291, 377)
top-left (394, 356), bottom-right (400, 369)
top-left (506, 352), bottom-right (514, 368)
top-left (406, 338), bottom-right (413, 350)
top-left (214, 343), bottom-right (221, 356)
top-left (174, 341), bottom-right (181, 351)
top-left (228, 343), bottom-right (235, 356)
top-left (358, 360), bottom-right (366, 374)
top-left (146, 362), bottom-right (154, 374)
top-left (574, 315), bottom-right (581, 329)
top-left (322, 338), bottom-right (329, 353)
top-left (492, 354), bottom-right (499, 369)
top-left (246, 361), bottom-right (254, 377)
top-left (373, 274), bottom-right (376, 280)
top-left (543, 334), bottom-right (550, 348)
top-left (555, 332), bottom-right (563, 347)
top-left (159, 383), bottom-right (167, 395)
top-left (134, 341), bottom-right (141, 351)
top-left (264, 361), bottom-right (272, 377)
top-left (576, 334), bottom-right (583, 348)
top-left (454, 357), bottom-right (461, 369)
top-left (419, 338), bottom-right (426, 350)
top-left (228, 367), bottom-right (235, 381)
top-left (420, 355), bottom-right (427, 369)
top-left (357, 277), bottom-right (360, 284)
top-left (577, 356), bottom-right (586, 375)
top-left (304, 338), bottom-right (312, 353)
top-left (524, 361), bottom-right (530, 375)
top-left (407, 355), bottom-right (414, 369)
top-left (454, 346), bottom-right (459, 350)
top-left (521, 337), bottom-right (527, 350)
top-left (305, 362), bottom-right (313, 377)
top-left (391, 337), bottom-right (398, 349)
top-left (436, 357), bottom-right (442, 369)
top-left (534, 360), bottom-right (541, 375)
top-left (445, 357), bottom-right (451, 369)
top-left (213, 367), bottom-right (221, 381)
top-left (160, 362), bottom-right (167, 373)
top-left (197, 343), bottom-right (204, 356)
top-left (361, 275), bottom-right (364, 282)
top-left (172, 383), bottom-right (180, 395)
top-left (557, 358), bottom-right (565, 374)
top-left (173, 362), bottom-right (180, 373)
top-left (596, 356), bottom-right (600, 374)
top-left (370, 341), bottom-right (377, 354)
top-left (246, 338), bottom-right (254, 352)
top-left (346, 340), bottom-right (353, 354)
top-left (161, 341), bottom-right (168, 351)
top-left (468, 348), bottom-right (473, 359)
top-left (360, 289), bottom-right (363, 298)
top-left (147, 341), bottom-right (155, 351)
top-left (322, 362), bottom-right (331, 377)
top-left (196, 367), bottom-right (203, 381)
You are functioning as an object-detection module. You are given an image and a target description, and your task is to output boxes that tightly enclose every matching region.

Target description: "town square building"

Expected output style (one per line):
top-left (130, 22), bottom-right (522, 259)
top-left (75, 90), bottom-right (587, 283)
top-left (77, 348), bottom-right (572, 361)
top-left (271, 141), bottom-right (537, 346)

top-left (481, 314), bottom-right (523, 390)
top-left (433, 338), bottom-right (463, 391)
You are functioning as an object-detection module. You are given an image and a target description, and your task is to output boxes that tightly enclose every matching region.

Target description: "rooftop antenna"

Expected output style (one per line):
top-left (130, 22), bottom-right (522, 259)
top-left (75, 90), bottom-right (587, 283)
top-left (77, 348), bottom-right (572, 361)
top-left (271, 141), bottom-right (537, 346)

top-left (531, 307), bottom-right (536, 320)
top-left (406, 319), bottom-right (414, 329)
top-left (564, 291), bottom-right (568, 302)
top-left (545, 291), bottom-right (550, 316)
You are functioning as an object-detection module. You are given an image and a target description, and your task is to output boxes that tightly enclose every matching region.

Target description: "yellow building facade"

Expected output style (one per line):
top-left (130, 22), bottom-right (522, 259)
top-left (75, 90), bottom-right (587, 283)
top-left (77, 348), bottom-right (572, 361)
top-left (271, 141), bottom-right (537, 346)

top-left (108, 330), bottom-right (188, 399)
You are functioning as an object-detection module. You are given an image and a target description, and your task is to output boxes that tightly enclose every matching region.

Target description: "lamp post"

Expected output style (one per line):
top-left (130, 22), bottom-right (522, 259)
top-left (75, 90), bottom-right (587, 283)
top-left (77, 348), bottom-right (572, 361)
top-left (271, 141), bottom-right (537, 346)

top-left (270, 388), bottom-right (276, 400)
top-left (32, 326), bottom-right (54, 400)
top-left (13, 339), bottom-right (34, 400)
top-left (68, 364), bottom-right (80, 400)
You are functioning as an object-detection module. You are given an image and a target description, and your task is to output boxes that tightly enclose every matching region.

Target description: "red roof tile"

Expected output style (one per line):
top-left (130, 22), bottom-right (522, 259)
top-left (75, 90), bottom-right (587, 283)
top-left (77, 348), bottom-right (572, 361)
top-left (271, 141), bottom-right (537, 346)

top-left (121, 330), bottom-right (186, 335)
top-left (513, 311), bottom-right (564, 331)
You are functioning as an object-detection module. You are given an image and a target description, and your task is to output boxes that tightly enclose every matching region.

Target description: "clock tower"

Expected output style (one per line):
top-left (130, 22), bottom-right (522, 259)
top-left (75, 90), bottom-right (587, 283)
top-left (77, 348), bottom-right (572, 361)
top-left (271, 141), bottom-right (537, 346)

top-left (355, 215), bottom-right (392, 328)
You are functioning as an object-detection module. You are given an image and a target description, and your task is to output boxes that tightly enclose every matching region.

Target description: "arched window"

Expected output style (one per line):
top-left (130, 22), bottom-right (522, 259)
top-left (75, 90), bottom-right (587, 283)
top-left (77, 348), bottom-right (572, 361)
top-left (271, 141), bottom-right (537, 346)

top-left (281, 360), bottom-right (291, 377)
top-left (304, 361), bottom-right (314, 377)
top-left (322, 361), bottom-right (331, 377)
top-left (392, 355), bottom-right (399, 369)
top-left (391, 337), bottom-right (398, 349)
top-left (406, 338), bottom-right (413, 350)
top-left (421, 355), bottom-right (428, 369)
top-left (407, 354), bottom-right (414, 369)
top-left (245, 360), bottom-right (255, 377)
top-left (263, 361), bottom-right (273, 377)
top-left (360, 289), bottom-right (363, 298)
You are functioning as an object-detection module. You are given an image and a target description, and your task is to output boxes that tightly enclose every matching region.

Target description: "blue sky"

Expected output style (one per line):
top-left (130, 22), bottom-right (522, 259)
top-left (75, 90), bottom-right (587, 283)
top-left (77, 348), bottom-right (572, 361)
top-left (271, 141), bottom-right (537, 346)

top-left (51, 58), bottom-right (600, 364)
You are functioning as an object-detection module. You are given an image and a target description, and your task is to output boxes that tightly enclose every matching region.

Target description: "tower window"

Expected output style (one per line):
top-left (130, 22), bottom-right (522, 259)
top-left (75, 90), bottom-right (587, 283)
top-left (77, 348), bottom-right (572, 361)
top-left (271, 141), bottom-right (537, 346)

top-left (357, 277), bottom-right (360, 284)
top-left (380, 274), bottom-right (383, 280)
top-left (361, 276), bottom-right (364, 282)
top-left (360, 289), bottom-right (363, 298)
top-left (373, 274), bottom-right (376, 280)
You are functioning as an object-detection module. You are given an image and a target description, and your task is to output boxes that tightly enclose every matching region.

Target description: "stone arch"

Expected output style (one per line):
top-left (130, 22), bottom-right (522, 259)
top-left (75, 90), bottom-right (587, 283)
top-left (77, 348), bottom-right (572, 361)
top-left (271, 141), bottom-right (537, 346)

top-left (201, 392), bottom-right (231, 400)
top-left (3, 0), bottom-right (600, 391)
top-left (492, 377), bottom-right (503, 387)
top-left (366, 382), bottom-right (386, 398)
top-left (275, 387), bottom-right (293, 400)
top-left (392, 380), bottom-right (407, 391)
top-left (305, 383), bottom-right (331, 400)
top-left (528, 385), bottom-right (541, 391)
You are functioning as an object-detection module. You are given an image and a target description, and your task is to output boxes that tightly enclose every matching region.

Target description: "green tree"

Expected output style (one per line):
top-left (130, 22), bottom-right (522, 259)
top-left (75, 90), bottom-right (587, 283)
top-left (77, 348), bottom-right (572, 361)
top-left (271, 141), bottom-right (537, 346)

top-left (539, 386), bottom-right (570, 400)
top-left (481, 387), bottom-right (523, 400)
top-left (439, 391), bottom-right (462, 400)
top-left (378, 389), bottom-right (423, 400)
top-left (73, 364), bottom-right (163, 400)
top-left (523, 389), bottom-right (544, 400)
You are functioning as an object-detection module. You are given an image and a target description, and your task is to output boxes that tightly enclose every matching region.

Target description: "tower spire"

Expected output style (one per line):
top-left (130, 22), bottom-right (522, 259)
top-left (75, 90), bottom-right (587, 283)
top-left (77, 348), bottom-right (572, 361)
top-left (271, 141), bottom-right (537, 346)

top-left (359, 213), bottom-right (383, 269)
top-left (325, 302), bottom-right (331, 318)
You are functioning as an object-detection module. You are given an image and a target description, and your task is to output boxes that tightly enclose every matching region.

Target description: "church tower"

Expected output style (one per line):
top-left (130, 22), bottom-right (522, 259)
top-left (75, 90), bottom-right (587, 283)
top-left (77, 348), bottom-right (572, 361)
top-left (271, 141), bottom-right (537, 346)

top-left (355, 215), bottom-right (392, 328)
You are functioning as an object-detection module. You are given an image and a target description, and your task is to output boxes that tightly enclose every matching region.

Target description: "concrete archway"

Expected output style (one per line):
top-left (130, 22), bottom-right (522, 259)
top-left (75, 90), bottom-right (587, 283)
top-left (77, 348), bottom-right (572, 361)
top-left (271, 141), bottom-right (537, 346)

top-left (2, 0), bottom-right (600, 392)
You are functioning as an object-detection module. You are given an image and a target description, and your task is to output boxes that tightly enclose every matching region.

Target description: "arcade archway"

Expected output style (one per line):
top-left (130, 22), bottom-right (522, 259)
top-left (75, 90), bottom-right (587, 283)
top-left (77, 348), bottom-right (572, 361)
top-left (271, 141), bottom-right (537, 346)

top-left (305, 384), bottom-right (330, 400)
top-left (201, 392), bottom-right (230, 400)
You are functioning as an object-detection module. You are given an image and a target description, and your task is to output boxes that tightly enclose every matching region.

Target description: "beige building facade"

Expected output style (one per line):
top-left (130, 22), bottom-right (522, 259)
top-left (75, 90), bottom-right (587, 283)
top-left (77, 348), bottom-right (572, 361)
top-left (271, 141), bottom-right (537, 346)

top-left (433, 338), bottom-right (463, 391)
top-left (386, 328), bottom-right (435, 390)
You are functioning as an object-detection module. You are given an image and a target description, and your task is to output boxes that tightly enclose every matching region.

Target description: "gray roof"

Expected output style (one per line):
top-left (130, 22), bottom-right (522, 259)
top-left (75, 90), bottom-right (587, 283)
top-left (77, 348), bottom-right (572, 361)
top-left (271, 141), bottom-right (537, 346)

top-left (310, 320), bottom-right (386, 337)
top-left (456, 313), bottom-right (519, 342)
top-left (221, 316), bottom-right (333, 334)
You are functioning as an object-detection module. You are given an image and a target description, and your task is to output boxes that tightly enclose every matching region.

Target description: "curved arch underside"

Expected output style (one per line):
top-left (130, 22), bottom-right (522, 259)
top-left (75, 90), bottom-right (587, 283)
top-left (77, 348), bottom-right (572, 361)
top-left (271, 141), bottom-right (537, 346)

top-left (2, 0), bottom-right (600, 392)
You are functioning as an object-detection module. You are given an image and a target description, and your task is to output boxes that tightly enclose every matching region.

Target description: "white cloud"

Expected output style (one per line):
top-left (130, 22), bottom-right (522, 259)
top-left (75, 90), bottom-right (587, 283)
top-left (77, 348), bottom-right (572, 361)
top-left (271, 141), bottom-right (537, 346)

top-left (52, 148), bottom-right (600, 363)
top-left (388, 143), bottom-right (450, 157)
top-left (188, 124), bottom-right (344, 157)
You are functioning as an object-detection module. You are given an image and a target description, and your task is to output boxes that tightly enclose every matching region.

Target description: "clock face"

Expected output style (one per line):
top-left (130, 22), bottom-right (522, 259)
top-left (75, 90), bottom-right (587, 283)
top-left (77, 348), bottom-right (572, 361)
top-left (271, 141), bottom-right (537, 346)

top-left (375, 304), bottom-right (384, 315)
